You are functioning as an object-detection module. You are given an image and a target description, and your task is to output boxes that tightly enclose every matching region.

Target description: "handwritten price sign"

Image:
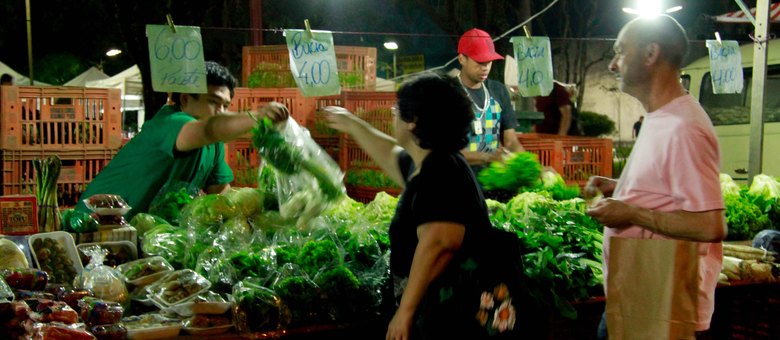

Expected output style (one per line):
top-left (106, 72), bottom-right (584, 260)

top-left (285, 29), bottom-right (340, 97)
top-left (510, 36), bottom-right (553, 97)
top-left (146, 25), bottom-right (207, 93)
top-left (706, 40), bottom-right (743, 94)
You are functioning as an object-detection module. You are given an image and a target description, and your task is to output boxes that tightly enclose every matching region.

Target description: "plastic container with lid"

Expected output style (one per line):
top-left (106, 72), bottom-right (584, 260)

top-left (117, 256), bottom-right (174, 287)
top-left (145, 269), bottom-right (211, 308)
top-left (28, 231), bottom-right (84, 284)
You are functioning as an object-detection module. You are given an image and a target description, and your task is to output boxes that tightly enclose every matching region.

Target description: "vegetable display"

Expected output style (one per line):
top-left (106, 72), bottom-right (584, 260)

top-left (33, 155), bottom-right (62, 232)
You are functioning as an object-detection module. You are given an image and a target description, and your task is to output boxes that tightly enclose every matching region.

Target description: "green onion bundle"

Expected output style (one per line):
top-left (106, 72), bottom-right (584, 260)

top-left (33, 155), bottom-right (62, 232)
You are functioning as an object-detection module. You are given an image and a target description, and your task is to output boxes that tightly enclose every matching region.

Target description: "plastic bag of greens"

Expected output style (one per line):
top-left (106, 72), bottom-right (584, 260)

top-left (194, 246), bottom-right (236, 293)
top-left (251, 117), bottom-right (345, 223)
top-left (73, 245), bottom-right (129, 307)
top-left (148, 181), bottom-right (199, 225)
top-left (61, 209), bottom-right (99, 233)
top-left (270, 264), bottom-right (323, 326)
top-left (180, 194), bottom-right (238, 239)
top-left (141, 226), bottom-right (188, 269)
top-left (233, 278), bottom-right (290, 333)
top-left (229, 249), bottom-right (276, 285)
top-left (129, 213), bottom-right (170, 237)
top-left (213, 217), bottom-right (253, 250)
top-left (224, 187), bottom-right (264, 218)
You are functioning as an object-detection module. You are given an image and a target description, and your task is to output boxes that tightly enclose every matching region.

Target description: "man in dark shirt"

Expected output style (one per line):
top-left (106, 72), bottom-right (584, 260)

top-left (534, 81), bottom-right (575, 135)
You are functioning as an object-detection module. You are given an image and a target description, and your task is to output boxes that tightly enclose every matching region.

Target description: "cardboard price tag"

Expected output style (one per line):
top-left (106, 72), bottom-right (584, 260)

top-left (510, 36), bottom-right (553, 97)
top-left (146, 24), bottom-right (207, 93)
top-left (285, 29), bottom-right (341, 97)
top-left (706, 40), bottom-right (744, 94)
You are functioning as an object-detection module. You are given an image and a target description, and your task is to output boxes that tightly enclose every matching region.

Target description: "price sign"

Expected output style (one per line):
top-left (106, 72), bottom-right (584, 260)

top-left (146, 24), bottom-right (207, 93)
top-left (706, 40), bottom-right (743, 94)
top-left (285, 29), bottom-right (340, 97)
top-left (510, 36), bottom-right (553, 97)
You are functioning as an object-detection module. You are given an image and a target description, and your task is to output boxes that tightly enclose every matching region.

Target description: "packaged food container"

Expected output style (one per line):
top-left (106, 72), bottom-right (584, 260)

top-left (145, 269), bottom-right (210, 308)
top-left (79, 297), bottom-right (124, 326)
top-left (77, 241), bottom-right (138, 267)
top-left (14, 289), bottom-right (55, 300)
top-left (28, 231), bottom-right (84, 284)
top-left (90, 323), bottom-right (128, 340)
top-left (0, 235), bottom-right (32, 269)
top-left (57, 288), bottom-right (94, 311)
top-left (167, 291), bottom-right (232, 317)
top-left (0, 268), bottom-right (48, 290)
top-left (83, 194), bottom-right (132, 216)
top-left (123, 313), bottom-right (182, 340)
top-left (116, 256), bottom-right (173, 287)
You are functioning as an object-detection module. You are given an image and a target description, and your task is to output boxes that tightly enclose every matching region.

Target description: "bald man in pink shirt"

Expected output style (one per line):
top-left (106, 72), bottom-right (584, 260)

top-left (585, 15), bottom-right (726, 339)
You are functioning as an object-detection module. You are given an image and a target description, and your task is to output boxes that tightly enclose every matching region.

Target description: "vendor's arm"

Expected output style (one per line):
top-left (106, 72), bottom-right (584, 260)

top-left (557, 104), bottom-right (572, 136)
top-left (501, 128), bottom-right (525, 153)
top-left (176, 102), bottom-right (289, 152)
top-left (386, 222), bottom-right (465, 340)
top-left (587, 198), bottom-right (727, 242)
top-left (320, 106), bottom-right (405, 186)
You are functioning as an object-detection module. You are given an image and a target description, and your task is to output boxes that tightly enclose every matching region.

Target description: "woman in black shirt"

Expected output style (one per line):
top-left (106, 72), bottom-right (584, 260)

top-left (321, 73), bottom-right (536, 339)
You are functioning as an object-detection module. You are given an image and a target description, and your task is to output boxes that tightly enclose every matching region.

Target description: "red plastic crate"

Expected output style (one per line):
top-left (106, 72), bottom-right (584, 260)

top-left (518, 135), bottom-right (613, 187)
top-left (346, 185), bottom-right (401, 204)
top-left (228, 87), bottom-right (314, 127)
top-left (242, 45), bottom-right (377, 90)
top-left (0, 86), bottom-right (123, 150)
top-left (225, 138), bottom-right (260, 188)
top-left (1, 149), bottom-right (119, 207)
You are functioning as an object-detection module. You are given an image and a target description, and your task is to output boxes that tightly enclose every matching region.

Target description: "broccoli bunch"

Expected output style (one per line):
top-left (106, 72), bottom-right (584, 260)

top-left (251, 117), bottom-right (341, 200)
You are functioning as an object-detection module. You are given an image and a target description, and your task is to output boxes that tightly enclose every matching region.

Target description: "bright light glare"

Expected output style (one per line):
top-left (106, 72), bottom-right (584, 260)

top-left (383, 42), bottom-right (398, 50)
top-left (105, 49), bottom-right (122, 57)
top-left (623, 0), bottom-right (681, 17)
top-left (665, 6), bottom-right (683, 13)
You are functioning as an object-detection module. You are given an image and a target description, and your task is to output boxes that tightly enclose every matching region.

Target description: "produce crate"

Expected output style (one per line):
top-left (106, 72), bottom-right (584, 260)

top-left (0, 86), bottom-right (123, 150)
top-left (1, 148), bottom-right (119, 207)
top-left (242, 45), bottom-right (377, 90)
top-left (518, 134), bottom-right (613, 187)
top-left (313, 135), bottom-right (343, 169)
top-left (228, 87), bottom-right (314, 126)
top-left (346, 184), bottom-right (401, 204)
top-left (225, 138), bottom-right (260, 188)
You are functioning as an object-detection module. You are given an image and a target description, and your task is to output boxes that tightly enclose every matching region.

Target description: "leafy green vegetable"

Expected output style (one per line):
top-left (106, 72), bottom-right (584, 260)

top-left (129, 213), bottom-right (169, 236)
top-left (272, 276), bottom-right (322, 325)
top-left (225, 187), bottom-right (264, 218)
top-left (233, 279), bottom-right (290, 333)
top-left (149, 186), bottom-right (194, 224)
top-left (478, 152), bottom-right (543, 192)
top-left (315, 265), bottom-right (371, 320)
top-left (251, 117), bottom-right (341, 201)
top-left (230, 250), bottom-right (276, 283)
top-left (296, 238), bottom-right (342, 275)
top-left (537, 171), bottom-right (581, 200)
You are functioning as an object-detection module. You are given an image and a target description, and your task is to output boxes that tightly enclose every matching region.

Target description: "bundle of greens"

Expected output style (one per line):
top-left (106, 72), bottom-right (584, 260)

top-left (721, 174), bottom-right (772, 240)
top-left (33, 156), bottom-right (62, 232)
top-left (251, 117), bottom-right (342, 201)
top-left (478, 152), bottom-right (543, 193)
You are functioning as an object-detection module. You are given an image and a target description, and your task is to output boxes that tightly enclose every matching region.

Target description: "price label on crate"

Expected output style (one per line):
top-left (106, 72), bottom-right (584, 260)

top-left (510, 36), bottom-right (553, 97)
top-left (706, 40), bottom-right (743, 94)
top-left (146, 24), bottom-right (207, 93)
top-left (284, 29), bottom-right (341, 97)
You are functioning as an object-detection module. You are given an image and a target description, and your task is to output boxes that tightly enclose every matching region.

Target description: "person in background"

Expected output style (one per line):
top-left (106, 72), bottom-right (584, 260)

top-left (456, 28), bottom-right (524, 175)
top-left (633, 115), bottom-right (644, 139)
top-left (584, 15), bottom-right (726, 339)
top-left (0, 73), bottom-right (13, 85)
top-left (321, 73), bottom-right (539, 339)
top-left (76, 61), bottom-right (289, 219)
top-left (534, 81), bottom-right (576, 136)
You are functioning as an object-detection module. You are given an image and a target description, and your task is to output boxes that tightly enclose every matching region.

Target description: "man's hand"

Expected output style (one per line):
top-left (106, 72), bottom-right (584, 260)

top-left (584, 176), bottom-right (617, 199)
top-left (385, 308), bottom-right (414, 340)
top-left (257, 101), bottom-right (290, 123)
top-left (319, 106), bottom-right (357, 133)
top-left (586, 198), bottom-right (637, 229)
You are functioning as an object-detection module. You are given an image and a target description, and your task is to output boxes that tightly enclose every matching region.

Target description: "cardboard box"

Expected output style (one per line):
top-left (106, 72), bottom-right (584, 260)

top-left (0, 195), bottom-right (38, 235)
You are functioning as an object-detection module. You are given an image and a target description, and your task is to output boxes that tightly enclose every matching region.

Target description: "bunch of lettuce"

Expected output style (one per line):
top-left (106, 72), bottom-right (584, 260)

top-left (478, 152), bottom-right (543, 193)
top-left (721, 174), bottom-right (772, 240)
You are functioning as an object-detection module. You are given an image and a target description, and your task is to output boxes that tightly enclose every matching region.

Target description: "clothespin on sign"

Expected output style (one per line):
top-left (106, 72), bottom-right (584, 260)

top-left (522, 25), bottom-right (531, 39)
top-left (715, 32), bottom-right (723, 46)
top-left (304, 19), bottom-right (313, 39)
top-left (166, 14), bottom-right (177, 34)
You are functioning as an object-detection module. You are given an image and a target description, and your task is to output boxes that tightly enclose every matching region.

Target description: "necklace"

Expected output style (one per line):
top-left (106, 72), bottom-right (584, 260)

top-left (458, 73), bottom-right (489, 118)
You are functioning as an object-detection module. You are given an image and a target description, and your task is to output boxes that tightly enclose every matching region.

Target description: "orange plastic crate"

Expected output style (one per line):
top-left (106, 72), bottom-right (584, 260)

top-left (228, 87), bottom-right (313, 126)
top-left (225, 138), bottom-right (260, 188)
top-left (346, 185), bottom-right (401, 204)
top-left (242, 45), bottom-right (377, 90)
top-left (0, 86), bottom-right (123, 151)
top-left (518, 135), bottom-right (613, 187)
top-left (1, 148), bottom-right (119, 207)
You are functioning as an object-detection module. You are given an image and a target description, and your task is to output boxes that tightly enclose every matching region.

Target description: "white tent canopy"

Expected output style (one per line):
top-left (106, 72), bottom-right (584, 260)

top-left (0, 60), bottom-right (51, 86)
top-left (64, 67), bottom-right (108, 87)
top-left (86, 65), bottom-right (144, 111)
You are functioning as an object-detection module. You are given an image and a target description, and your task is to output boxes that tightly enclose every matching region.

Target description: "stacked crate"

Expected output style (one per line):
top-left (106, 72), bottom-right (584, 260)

top-left (0, 86), bottom-right (123, 207)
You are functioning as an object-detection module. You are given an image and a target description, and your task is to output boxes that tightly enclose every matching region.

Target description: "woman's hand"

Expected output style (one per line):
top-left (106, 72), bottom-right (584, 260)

top-left (386, 308), bottom-right (414, 340)
top-left (319, 106), bottom-right (357, 133)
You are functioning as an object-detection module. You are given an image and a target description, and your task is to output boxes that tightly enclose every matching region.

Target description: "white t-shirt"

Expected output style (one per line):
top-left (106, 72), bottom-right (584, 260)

top-left (603, 94), bottom-right (724, 331)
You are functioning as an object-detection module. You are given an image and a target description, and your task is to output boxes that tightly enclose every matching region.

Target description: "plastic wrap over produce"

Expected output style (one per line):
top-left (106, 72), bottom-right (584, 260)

top-left (251, 117), bottom-right (345, 227)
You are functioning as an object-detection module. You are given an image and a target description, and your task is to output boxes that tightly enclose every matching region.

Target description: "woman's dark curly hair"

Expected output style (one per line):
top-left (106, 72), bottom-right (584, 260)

top-left (396, 72), bottom-right (473, 152)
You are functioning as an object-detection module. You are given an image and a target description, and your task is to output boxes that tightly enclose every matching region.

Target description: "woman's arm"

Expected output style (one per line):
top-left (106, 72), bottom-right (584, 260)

top-left (386, 221), bottom-right (465, 340)
top-left (321, 106), bottom-right (405, 186)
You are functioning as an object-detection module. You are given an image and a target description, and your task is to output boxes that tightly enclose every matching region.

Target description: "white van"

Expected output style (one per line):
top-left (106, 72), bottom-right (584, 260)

top-left (681, 39), bottom-right (780, 180)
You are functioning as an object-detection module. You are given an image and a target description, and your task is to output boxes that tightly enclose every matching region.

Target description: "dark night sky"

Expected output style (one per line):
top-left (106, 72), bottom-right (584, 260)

top-left (0, 0), bottom-right (763, 83)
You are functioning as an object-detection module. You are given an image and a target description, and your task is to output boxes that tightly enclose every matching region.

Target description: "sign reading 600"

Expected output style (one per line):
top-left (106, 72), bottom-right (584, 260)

top-left (146, 24), bottom-right (207, 93)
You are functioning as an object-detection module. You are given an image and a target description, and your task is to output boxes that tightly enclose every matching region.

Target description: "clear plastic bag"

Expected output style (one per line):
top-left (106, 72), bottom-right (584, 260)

top-left (232, 278), bottom-right (290, 333)
top-left (0, 277), bottom-right (12, 302)
top-left (148, 181), bottom-right (200, 225)
top-left (254, 118), bottom-right (345, 226)
top-left (82, 194), bottom-right (132, 216)
top-left (73, 245), bottom-right (129, 307)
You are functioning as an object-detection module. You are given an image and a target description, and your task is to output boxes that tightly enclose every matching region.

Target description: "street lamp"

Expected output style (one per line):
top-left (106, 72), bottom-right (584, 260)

top-left (384, 41), bottom-right (398, 79)
top-left (622, 0), bottom-right (682, 17)
top-left (106, 49), bottom-right (122, 57)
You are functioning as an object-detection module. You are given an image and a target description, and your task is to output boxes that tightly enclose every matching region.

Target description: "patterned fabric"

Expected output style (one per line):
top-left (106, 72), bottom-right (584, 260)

top-left (468, 97), bottom-right (503, 152)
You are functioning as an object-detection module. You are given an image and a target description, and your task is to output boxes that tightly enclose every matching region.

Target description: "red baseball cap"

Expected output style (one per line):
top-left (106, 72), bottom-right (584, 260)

top-left (458, 28), bottom-right (504, 63)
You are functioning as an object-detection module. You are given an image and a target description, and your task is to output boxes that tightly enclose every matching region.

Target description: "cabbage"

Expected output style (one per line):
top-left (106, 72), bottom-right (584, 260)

top-left (720, 173), bottom-right (741, 198)
top-left (748, 174), bottom-right (780, 200)
top-left (225, 187), bottom-right (264, 218)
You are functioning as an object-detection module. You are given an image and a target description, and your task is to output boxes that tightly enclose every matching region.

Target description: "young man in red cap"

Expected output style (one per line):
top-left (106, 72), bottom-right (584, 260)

top-left (457, 28), bottom-right (524, 175)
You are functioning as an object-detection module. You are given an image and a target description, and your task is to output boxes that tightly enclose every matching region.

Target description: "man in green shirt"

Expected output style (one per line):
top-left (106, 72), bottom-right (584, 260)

top-left (76, 61), bottom-right (288, 219)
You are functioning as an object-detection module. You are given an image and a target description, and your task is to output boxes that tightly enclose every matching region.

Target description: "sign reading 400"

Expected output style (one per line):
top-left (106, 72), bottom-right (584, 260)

top-left (285, 29), bottom-right (341, 97)
top-left (146, 24), bottom-right (207, 93)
